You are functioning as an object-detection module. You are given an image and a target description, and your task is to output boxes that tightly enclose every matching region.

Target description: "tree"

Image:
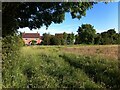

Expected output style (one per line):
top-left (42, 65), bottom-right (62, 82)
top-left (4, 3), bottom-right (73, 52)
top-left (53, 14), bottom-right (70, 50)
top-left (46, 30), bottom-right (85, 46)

top-left (42, 33), bottom-right (51, 45)
top-left (100, 29), bottom-right (119, 44)
top-left (115, 33), bottom-right (120, 44)
top-left (50, 36), bottom-right (61, 45)
top-left (63, 32), bottom-right (68, 45)
top-left (55, 33), bottom-right (64, 45)
top-left (67, 32), bottom-right (75, 45)
top-left (94, 33), bottom-right (101, 44)
top-left (107, 29), bottom-right (116, 35)
top-left (77, 24), bottom-right (96, 44)
top-left (2, 2), bottom-right (97, 37)
top-left (75, 34), bottom-right (80, 44)
top-left (107, 29), bottom-right (116, 44)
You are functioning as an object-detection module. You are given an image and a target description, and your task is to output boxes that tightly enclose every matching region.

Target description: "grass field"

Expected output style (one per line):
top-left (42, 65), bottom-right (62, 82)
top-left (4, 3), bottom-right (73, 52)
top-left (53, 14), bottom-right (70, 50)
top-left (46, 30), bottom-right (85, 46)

top-left (62, 45), bottom-right (118, 60)
top-left (2, 45), bottom-right (120, 88)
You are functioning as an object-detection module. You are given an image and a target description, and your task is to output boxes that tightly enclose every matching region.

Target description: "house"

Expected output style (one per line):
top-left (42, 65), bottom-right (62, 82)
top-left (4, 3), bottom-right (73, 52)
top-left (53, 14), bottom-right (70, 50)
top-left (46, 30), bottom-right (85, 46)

top-left (22, 32), bottom-right (42, 45)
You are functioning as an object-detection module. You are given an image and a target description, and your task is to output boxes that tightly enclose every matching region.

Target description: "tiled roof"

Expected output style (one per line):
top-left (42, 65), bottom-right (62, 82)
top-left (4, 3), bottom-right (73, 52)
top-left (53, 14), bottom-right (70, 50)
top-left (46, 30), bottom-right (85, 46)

top-left (22, 33), bottom-right (41, 38)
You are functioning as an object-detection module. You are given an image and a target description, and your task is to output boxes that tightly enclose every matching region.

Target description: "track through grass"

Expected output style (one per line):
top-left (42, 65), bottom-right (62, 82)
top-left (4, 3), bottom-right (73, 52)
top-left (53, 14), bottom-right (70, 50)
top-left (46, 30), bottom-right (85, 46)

top-left (2, 45), bottom-right (120, 88)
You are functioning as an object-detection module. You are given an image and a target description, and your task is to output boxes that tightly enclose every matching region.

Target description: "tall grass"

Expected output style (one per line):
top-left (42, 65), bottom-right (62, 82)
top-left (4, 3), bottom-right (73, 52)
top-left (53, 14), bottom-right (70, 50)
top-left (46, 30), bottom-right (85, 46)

top-left (60, 53), bottom-right (120, 88)
top-left (2, 46), bottom-right (119, 88)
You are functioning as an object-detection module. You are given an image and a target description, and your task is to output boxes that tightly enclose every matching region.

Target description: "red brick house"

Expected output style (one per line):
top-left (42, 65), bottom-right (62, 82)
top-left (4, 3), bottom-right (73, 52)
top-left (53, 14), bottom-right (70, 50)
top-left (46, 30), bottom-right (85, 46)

top-left (22, 32), bottom-right (42, 45)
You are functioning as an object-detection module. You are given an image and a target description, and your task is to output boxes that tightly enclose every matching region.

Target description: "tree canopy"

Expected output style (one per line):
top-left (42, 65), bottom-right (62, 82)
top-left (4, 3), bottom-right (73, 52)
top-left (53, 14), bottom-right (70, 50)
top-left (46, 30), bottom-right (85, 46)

top-left (76, 26), bottom-right (120, 45)
top-left (77, 24), bottom-right (96, 44)
top-left (2, 2), bottom-right (97, 37)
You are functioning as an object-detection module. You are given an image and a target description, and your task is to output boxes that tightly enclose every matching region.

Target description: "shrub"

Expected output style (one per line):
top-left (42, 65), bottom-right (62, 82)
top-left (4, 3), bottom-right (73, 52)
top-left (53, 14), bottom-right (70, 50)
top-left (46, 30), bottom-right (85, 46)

top-left (2, 34), bottom-right (24, 88)
top-left (31, 40), bottom-right (37, 45)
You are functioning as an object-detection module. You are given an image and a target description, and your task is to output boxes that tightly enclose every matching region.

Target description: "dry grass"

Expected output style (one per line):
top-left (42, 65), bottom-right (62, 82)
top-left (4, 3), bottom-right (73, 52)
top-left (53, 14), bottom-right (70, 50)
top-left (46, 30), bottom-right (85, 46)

top-left (62, 45), bottom-right (118, 60)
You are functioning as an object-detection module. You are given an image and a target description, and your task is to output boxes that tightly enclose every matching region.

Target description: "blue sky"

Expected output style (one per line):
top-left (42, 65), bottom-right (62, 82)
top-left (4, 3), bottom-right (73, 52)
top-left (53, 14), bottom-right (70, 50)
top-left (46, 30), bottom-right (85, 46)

top-left (18, 2), bottom-right (118, 36)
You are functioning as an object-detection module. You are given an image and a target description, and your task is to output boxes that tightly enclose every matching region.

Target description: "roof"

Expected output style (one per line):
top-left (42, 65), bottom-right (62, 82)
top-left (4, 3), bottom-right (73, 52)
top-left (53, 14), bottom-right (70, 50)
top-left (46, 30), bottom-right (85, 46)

top-left (55, 33), bottom-right (63, 35)
top-left (22, 33), bottom-right (41, 38)
top-left (55, 33), bottom-right (64, 38)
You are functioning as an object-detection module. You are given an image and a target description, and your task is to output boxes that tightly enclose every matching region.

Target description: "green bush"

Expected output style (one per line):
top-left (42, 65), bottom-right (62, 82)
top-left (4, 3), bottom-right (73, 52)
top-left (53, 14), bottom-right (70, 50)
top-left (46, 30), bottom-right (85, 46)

top-left (31, 40), bottom-right (37, 45)
top-left (2, 34), bottom-right (24, 88)
top-left (2, 34), bottom-right (24, 55)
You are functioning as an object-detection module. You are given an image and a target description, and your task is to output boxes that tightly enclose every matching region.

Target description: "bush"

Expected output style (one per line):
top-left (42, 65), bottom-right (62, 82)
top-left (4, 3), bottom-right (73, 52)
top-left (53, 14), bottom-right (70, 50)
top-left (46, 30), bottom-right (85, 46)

top-left (2, 34), bottom-right (24, 55)
top-left (31, 40), bottom-right (37, 45)
top-left (2, 34), bottom-right (24, 88)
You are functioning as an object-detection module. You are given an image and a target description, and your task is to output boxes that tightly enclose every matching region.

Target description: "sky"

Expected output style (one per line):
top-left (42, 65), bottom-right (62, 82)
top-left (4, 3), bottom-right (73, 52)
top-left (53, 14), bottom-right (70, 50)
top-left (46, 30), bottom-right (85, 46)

top-left (18, 2), bottom-right (118, 36)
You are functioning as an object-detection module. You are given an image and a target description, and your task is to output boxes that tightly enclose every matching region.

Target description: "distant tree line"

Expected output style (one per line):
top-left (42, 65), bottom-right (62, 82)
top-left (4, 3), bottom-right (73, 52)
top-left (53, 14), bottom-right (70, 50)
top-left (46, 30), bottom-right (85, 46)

top-left (41, 32), bottom-right (75, 45)
top-left (41, 24), bottom-right (120, 45)
top-left (75, 24), bottom-right (120, 45)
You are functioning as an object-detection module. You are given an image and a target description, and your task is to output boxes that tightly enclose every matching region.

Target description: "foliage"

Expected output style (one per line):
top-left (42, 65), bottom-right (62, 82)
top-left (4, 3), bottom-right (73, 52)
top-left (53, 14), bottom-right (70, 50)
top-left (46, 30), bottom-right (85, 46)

top-left (50, 36), bottom-right (62, 45)
top-left (2, 34), bottom-right (24, 57)
top-left (42, 32), bottom-right (75, 45)
top-left (94, 33), bottom-right (101, 44)
top-left (54, 34), bottom-right (64, 45)
top-left (67, 32), bottom-right (75, 45)
top-left (77, 24), bottom-right (96, 44)
top-left (42, 27), bottom-right (119, 45)
top-left (31, 40), bottom-right (37, 45)
top-left (76, 25), bottom-right (120, 45)
top-left (63, 32), bottom-right (68, 45)
top-left (74, 34), bottom-right (80, 44)
top-left (42, 33), bottom-right (51, 45)
top-left (2, 35), bottom-right (24, 88)
top-left (2, 2), bottom-right (97, 37)
top-left (97, 29), bottom-right (120, 45)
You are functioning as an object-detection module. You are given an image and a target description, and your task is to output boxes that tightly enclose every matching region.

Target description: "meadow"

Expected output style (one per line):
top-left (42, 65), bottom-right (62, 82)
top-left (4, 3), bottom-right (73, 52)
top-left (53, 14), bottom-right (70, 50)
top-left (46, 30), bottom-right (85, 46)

top-left (2, 45), bottom-right (120, 88)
